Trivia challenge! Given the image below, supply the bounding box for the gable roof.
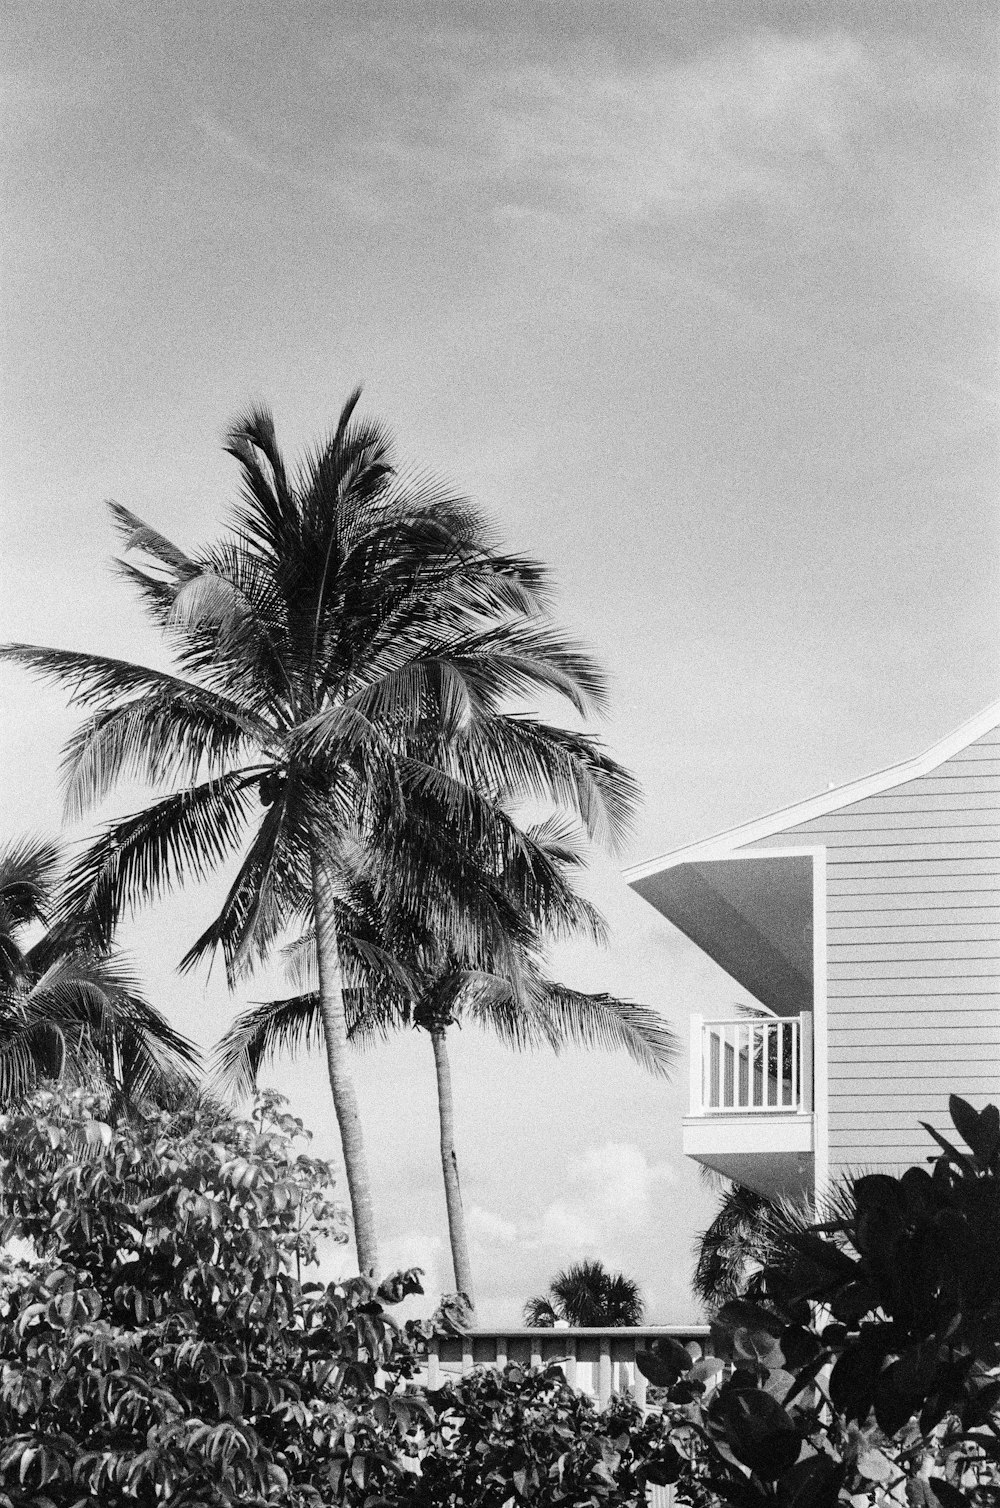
[625,698,1000,881]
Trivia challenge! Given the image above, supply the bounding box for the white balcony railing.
[689,1013,813,1117]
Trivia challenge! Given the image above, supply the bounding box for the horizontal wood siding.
[748,729,1000,1181]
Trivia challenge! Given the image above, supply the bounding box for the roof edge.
[625,697,1000,882]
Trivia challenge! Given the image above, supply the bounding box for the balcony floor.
[683,1112,814,1200]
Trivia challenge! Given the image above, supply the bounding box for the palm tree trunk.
[310,847,380,1277]
[429,1025,476,1307]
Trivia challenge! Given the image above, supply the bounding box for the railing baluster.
[598,1337,612,1409]
[768,1022,776,1107]
[751,1022,756,1108]
[632,1353,646,1410]
[737,1022,747,1108]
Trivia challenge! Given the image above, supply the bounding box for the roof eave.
[625,696,1000,883]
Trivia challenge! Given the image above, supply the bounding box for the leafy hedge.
[637,1094,1000,1508]
[3,1086,999,1508]
[357,1361,693,1508]
[0,1088,421,1507]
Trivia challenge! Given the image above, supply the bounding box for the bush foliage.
[638,1094,1000,1508]
[0,1087,421,1507]
[359,1361,688,1508]
[3,1086,999,1507]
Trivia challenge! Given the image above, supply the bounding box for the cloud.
[379,1228,448,1295]
[189,23,990,305]
[468,1204,518,1246]
[535,1142,677,1248]
[296,24,975,240]
[192,113,389,221]
[469,1140,678,1261]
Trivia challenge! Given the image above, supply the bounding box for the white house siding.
[734,728,1000,1182]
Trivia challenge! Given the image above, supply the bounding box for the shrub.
[0,1086,421,1507]
[360,1360,698,1508]
[638,1095,1000,1508]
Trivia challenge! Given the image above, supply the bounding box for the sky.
[1,1,998,1324]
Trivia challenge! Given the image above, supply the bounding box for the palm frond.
[454,717,640,854]
[289,700,396,769]
[457,968,560,1051]
[177,781,311,982]
[26,951,199,1084]
[56,773,258,949]
[107,501,197,575]
[0,644,218,714]
[411,618,609,720]
[0,1003,66,1102]
[213,993,325,1097]
[279,931,317,991]
[532,985,678,1078]
[60,690,268,822]
[166,543,293,709]
[0,836,61,931]
[693,1183,779,1308]
[522,1295,559,1328]
[0,935,197,1109]
[224,403,310,573]
[532,1259,645,1327]
[349,552,556,690]
[523,813,589,866]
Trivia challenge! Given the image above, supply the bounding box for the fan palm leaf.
[524,1259,645,1328]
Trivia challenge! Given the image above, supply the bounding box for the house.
[625,702,1000,1204]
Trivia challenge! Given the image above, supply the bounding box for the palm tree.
[215,810,678,1307]
[524,1259,645,1327]
[0,836,197,1106]
[693,1172,818,1312]
[693,1180,779,1310]
[1,393,637,1274]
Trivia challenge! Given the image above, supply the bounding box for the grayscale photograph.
[1,3,997,1502]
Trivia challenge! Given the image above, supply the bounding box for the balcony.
[684,1014,815,1199]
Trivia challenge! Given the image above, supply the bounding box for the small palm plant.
[0,836,197,1106]
[693,1179,779,1310]
[524,1259,645,1327]
[1,393,637,1273]
[216,806,676,1307]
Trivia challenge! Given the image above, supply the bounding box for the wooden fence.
[424,1324,712,1410]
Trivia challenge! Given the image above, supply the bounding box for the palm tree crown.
[1,392,639,1273]
[215,806,677,1304]
[0,836,197,1107]
[524,1259,645,1328]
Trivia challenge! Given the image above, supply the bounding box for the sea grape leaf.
[776,1453,845,1508]
[716,1388,802,1480]
[635,1337,692,1387]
